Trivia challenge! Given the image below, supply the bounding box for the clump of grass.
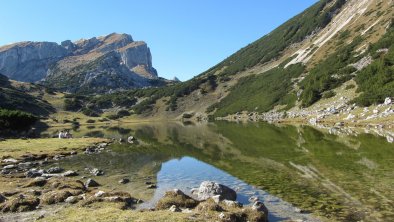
[156,190,199,210]
[1,195,39,212]
[322,90,336,99]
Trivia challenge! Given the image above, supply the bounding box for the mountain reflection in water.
[46,122,394,222]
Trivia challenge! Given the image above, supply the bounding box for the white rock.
[384,97,392,105]
[168,205,181,212]
[345,114,355,120]
[309,118,317,125]
[387,136,394,143]
[2,158,18,163]
[94,190,106,197]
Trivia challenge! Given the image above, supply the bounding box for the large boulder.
[191,181,237,201]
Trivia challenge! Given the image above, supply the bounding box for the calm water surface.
[44,122,394,222]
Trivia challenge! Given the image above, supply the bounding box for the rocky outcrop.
[0,33,163,93]
[191,181,237,201]
[0,42,68,82]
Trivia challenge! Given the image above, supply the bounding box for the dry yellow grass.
[0,138,108,159]
[41,203,194,222]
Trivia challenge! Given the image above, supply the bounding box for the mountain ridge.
[0,33,164,93]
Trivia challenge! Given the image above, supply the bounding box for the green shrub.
[86,119,96,124]
[210,64,305,117]
[113,96,137,107]
[64,98,82,111]
[300,37,363,107]
[345,84,356,90]
[82,108,99,117]
[117,110,130,117]
[0,109,38,131]
[107,114,120,120]
[322,90,336,99]
[353,23,394,106]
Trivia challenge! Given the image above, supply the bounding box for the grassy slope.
[42,203,191,222]
[0,74,55,116]
[211,64,304,116]
[353,22,394,106]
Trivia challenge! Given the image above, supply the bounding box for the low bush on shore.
[0,109,38,132]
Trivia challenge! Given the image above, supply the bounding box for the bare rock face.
[0,33,162,93]
[0,42,68,82]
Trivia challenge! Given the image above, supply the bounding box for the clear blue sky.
[0,0,318,81]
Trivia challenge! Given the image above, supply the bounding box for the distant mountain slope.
[173,0,393,119]
[0,33,166,93]
[53,0,394,125]
[0,74,54,116]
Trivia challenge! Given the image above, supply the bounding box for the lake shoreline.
[0,121,392,221]
[0,138,273,222]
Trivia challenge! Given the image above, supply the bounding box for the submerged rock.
[191,181,237,201]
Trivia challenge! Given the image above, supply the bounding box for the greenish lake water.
[45,122,394,222]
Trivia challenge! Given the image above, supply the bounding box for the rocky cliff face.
[0,42,68,82]
[0,33,162,93]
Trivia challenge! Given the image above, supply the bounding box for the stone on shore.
[191,181,237,201]
[46,167,64,174]
[85,178,100,188]
[119,178,130,184]
[90,168,104,176]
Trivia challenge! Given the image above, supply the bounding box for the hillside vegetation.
[209,64,304,117]
[0,74,55,116]
[201,0,346,77]
[24,0,394,124]
[354,22,394,106]
[62,0,348,115]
